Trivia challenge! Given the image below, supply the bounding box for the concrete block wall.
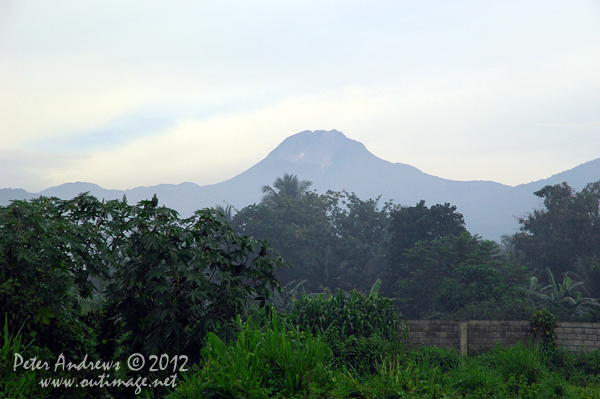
[555,322,600,352]
[406,320,600,354]
[466,321,530,353]
[405,320,460,349]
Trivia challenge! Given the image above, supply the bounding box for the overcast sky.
[1,1,599,192]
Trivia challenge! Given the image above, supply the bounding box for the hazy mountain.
[1,130,599,241]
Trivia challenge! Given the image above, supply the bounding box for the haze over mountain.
[2,130,599,241]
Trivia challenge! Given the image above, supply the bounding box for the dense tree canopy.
[395,232,530,319]
[515,182,600,275]
[388,200,467,278]
[233,177,394,294]
[515,181,600,298]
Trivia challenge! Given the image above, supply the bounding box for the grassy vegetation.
[167,296,600,399]
[170,338,600,398]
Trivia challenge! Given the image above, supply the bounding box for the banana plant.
[528,267,600,316]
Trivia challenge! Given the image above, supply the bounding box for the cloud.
[1,1,599,190]
[43,90,390,189]
[0,149,82,192]
[27,112,175,153]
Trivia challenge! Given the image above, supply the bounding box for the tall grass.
[170,314,332,399]
[0,315,47,398]
[493,341,543,384]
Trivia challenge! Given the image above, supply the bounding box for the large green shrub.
[103,200,287,362]
[0,194,287,397]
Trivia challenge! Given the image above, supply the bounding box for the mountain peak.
[266,129,369,167]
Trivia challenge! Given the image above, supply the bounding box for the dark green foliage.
[493,342,543,385]
[448,294,534,321]
[544,346,600,386]
[233,182,395,294]
[283,290,406,371]
[0,193,286,397]
[285,290,404,343]
[513,181,600,322]
[0,315,49,398]
[0,194,110,398]
[388,200,467,275]
[436,264,506,312]
[528,268,600,321]
[531,309,557,350]
[233,190,334,292]
[0,194,108,334]
[325,191,393,267]
[410,345,462,372]
[104,202,286,362]
[169,315,332,399]
[515,181,600,291]
[396,232,530,319]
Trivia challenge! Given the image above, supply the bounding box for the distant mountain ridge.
[2,130,599,241]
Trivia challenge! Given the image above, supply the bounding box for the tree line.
[226,173,600,321]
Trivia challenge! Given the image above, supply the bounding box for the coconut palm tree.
[261,173,312,202]
[214,202,236,224]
